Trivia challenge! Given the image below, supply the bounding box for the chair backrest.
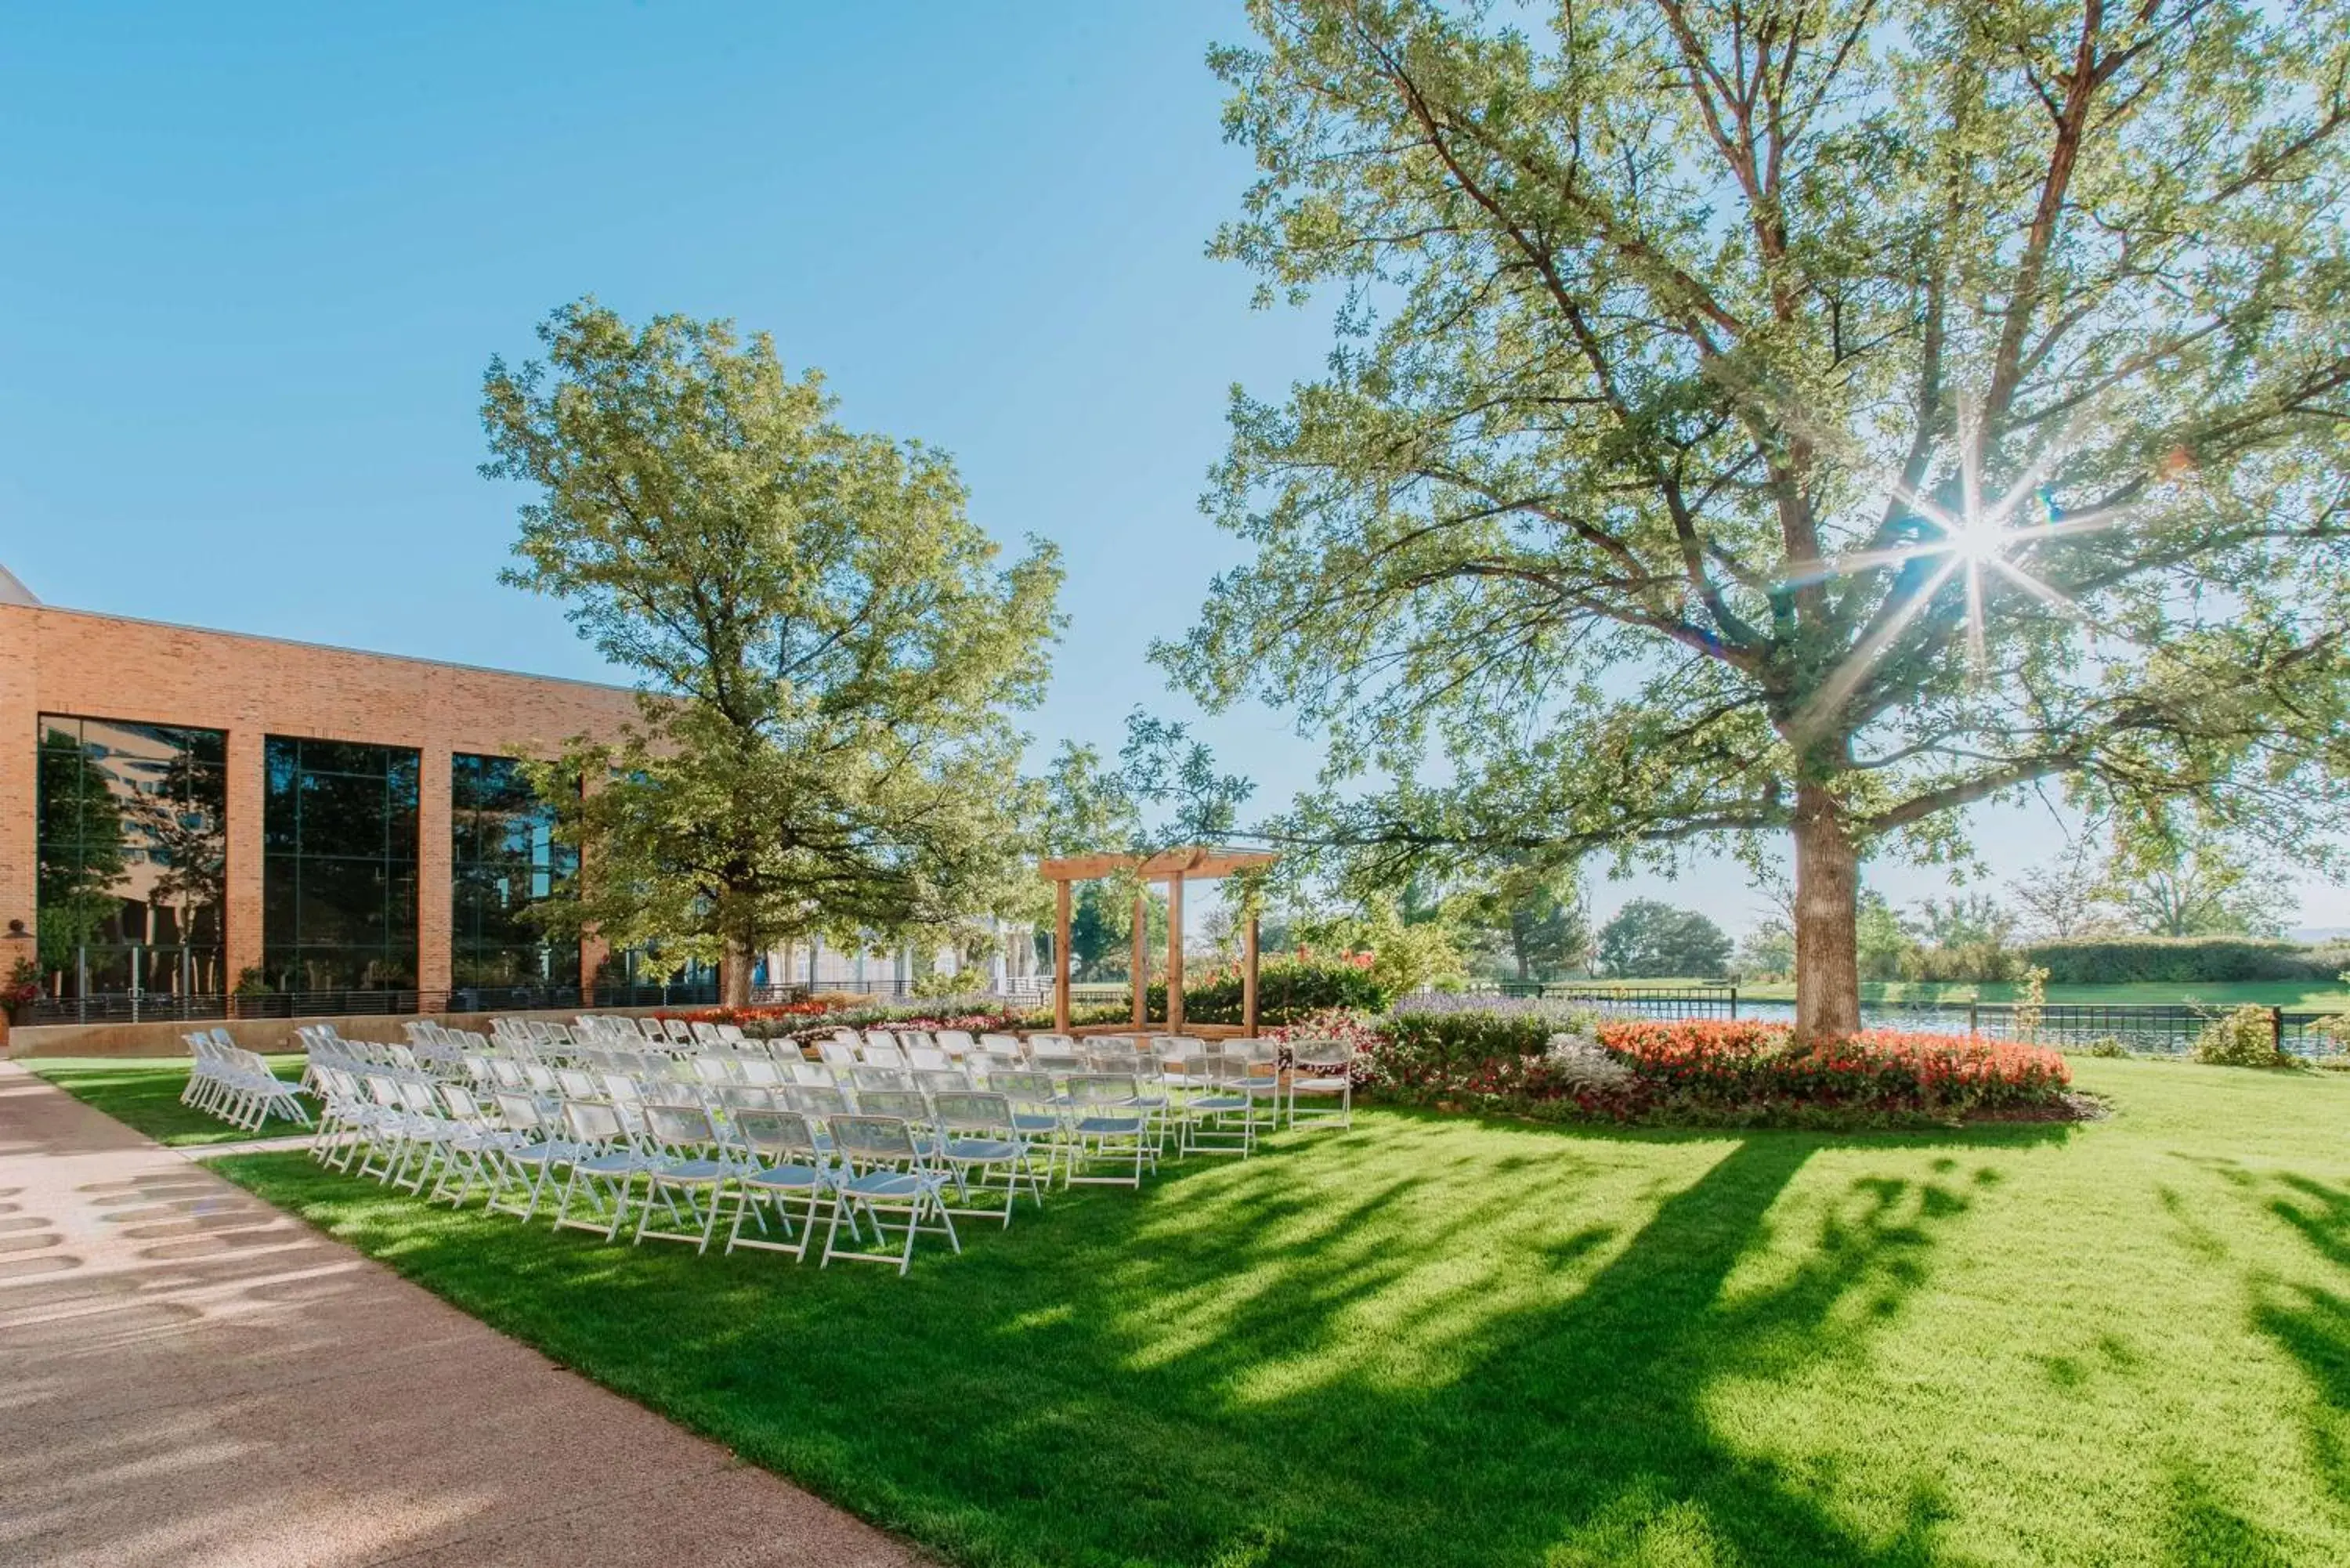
[644,1103,716,1151]
[975,1033,1024,1059]
[828,1115,919,1165]
[991,1070,1057,1105]
[1030,1051,1084,1074]
[857,1088,931,1123]
[788,1061,836,1086]
[691,1021,722,1046]
[664,1018,697,1045]
[915,1068,975,1098]
[692,1056,736,1086]
[817,1040,860,1068]
[862,1030,898,1053]
[850,1065,915,1092]
[1067,1073,1139,1107]
[637,1017,669,1042]
[494,1090,546,1133]
[714,1084,775,1111]
[565,1099,628,1145]
[1289,1037,1355,1068]
[906,1046,950,1071]
[735,1109,822,1162]
[555,1068,600,1100]
[931,1091,1012,1133]
[782,1083,851,1116]
[718,1024,747,1043]
[862,1041,909,1068]
[737,1058,781,1086]
[440,1083,488,1122]
[934,1029,977,1057]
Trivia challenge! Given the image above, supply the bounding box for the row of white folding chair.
[180,1033,312,1131]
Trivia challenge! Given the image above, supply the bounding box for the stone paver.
[0,1063,926,1568]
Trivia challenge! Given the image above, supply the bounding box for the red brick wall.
[0,602,642,993]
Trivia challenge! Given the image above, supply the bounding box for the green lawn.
[1579,977,2350,1010]
[23,1053,311,1146]
[171,1059,2350,1566]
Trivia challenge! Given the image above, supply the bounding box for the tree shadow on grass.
[2251,1174,2350,1517]
[220,1115,2069,1568]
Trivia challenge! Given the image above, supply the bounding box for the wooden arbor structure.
[1041,846,1280,1035]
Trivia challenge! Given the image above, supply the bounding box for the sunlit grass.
[22,1053,309,1145]
[168,1060,2350,1566]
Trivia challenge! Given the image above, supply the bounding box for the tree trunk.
[719,937,754,1007]
[1792,782,1863,1037]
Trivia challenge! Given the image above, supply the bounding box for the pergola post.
[1243,911,1260,1037]
[1166,873,1185,1034]
[1036,847,1278,1038]
[1054,880,1072,1032]
[1130,886,1148,1028]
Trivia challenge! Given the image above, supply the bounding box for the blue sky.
[2,2,2337,936]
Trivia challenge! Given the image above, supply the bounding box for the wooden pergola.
[1042,846,1280,1035]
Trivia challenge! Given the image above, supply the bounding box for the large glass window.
[34,716,228,999]
[451,753,578,992]
[262,736,420,992]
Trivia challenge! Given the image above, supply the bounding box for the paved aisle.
[0,1063,923,1568]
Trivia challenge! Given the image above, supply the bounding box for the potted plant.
[3,957,40,1028]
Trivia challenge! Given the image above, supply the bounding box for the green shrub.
[1145,956,1389,1025]
[1363,1006,2074,1125]
[2081,1036,2130,1059]
[2023,937,2334,985]
[2192,1005,2289,1068]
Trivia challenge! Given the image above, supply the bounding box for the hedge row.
[2021,937,2349,985]
[1144,956,1390,1025]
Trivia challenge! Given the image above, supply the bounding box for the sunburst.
[1788,454,2130,737]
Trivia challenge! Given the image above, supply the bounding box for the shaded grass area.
[204,1059,2350,1566]
[22,1053,310,1146]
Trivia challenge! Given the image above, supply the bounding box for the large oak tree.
[1161,0,2350,1031]
[483,302,1062,1005]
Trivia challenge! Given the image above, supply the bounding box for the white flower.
[1544,1031,1631,1091]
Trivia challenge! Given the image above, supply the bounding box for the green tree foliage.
[1162,0,2350,1035]
[2102,829,2294,938]
[1596,899,1734,977]
[1900,892,2019,982]
[1854,891,1917,981]
[1448,858,1592,981]
[482,302,1064,1003]
[1296,894,1470,993]
[1734,919,1796,981]
[1066,881,1170,981]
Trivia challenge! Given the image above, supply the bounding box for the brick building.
[0,568,650,1022]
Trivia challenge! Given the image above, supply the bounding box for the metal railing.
[1512,986,2344,1056]
[9,974,1056,1027]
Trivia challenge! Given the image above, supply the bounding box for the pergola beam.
[1037,847,1279,883]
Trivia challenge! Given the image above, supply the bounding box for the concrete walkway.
[0,1063,924,1568]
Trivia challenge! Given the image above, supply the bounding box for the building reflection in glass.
[262,736,421,992]
[451,753,578,992]
[34,715,228,998]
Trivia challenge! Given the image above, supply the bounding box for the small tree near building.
[483,302,1063,1005]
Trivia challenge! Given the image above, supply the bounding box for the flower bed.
[1368,1010,2074,1126]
